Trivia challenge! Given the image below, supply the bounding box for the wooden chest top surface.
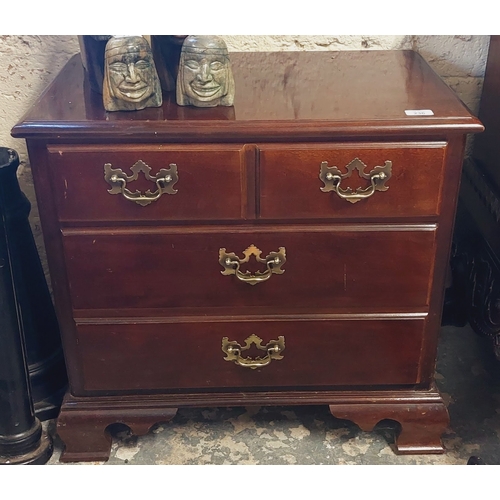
[12,50,482,141]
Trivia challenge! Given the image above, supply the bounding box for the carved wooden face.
[176,36,234,107]
[181,52,230,104]
[106,45,156,104]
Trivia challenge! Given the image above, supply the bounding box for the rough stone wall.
[0,35,491,278]
[413,36,489,121]
[0,36,81,160]
[0,36,81,272]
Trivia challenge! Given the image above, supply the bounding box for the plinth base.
[328,385,450,454]
[56,385,449,462]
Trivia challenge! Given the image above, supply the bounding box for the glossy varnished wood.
[11,52,482,141]
[12,50,482,460]
[74,317,427,393]
[258,142,447,219]
[57,396,177,462]
[57,385,447,461]
[47,144,250,222]
[329,384,449,454]
[61,225,436,311]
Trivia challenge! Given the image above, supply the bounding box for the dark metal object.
[219,244,286,285]
[446,180,500,359]
[222,334,285,369]
[0,148,66,420]
[319,158,392,204]
[445,36,500,353]
[0,148,53,464]
[104,160,179,206]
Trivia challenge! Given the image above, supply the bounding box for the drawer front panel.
[258,143,446,219]
[63,225,436,312]
[47,144,248,222]
[76,318,426,393]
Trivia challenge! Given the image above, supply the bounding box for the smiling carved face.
[103,36,162,112]
[182,54,228,103]
[107,47,155,103]
[176,35,234,107]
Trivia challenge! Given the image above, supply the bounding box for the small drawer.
[47,144,249,222]
[75,317,426,393]
[62,224,436,313]
[258,142,447,219]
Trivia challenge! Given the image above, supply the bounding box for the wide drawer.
[75,317,426,393]
[47,144,249,222]
[258,142,447,219]
[62,224,436,313]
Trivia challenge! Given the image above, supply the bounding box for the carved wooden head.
[103,36,162,112]
[176,35,235,108]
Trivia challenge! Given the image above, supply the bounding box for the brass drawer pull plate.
[319,157,392,204]
[222,334,285,369]
[219,244,286,286]
[104,160,179,206]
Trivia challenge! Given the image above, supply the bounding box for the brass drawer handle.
[219,244,286,286]
[319,157,392,204]
[104,160,178,206]
[222,334,285,369]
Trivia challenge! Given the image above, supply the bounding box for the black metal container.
[0,147,53,464]
[0,147,67,420]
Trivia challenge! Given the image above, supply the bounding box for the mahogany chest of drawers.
[12,50,483,461]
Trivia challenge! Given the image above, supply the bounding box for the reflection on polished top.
[12,50,482,139]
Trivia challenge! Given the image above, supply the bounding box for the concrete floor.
[46,323,500,465]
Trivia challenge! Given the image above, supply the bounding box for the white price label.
[405,109,434,116]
